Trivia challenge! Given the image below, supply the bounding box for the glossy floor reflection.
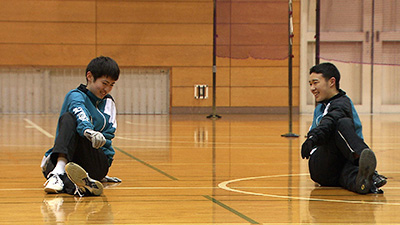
[0,114,399,224]
[41,195,113,224]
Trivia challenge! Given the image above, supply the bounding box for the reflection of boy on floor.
[41,56,121,196]
[301,63,387,194]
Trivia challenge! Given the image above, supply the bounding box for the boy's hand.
[84,129,106,149]
[301,136,315,159]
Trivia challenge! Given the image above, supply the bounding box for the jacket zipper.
[96,100,107,132]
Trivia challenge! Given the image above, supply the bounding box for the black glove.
[301,136,316,159]
[101,176,122,183]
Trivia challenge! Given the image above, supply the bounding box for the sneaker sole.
[356,149,376,194]
[44,187,62,194]
[65,162,103,196]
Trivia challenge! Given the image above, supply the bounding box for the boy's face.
[86,72,116,99]
[309,72,337,103]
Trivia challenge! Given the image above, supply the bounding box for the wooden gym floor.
[0,113,399,224]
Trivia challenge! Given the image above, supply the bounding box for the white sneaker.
[65,162,103,196]
[44,173,64,193]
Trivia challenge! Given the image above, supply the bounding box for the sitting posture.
[301,62,387,194]
[41,56,121,196]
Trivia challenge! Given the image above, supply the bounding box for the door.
[301,0,372,113]
[301,0,400,113]
[372,0,400,113]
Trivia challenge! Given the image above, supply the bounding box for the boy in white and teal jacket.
[41,56,121,196]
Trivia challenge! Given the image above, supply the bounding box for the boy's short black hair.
[309,62,340,90]
[86,56,120,82]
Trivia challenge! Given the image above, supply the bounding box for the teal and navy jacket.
[308,89,363,146]
[45,84,117,166]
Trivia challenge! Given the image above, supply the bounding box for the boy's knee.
[59,112,76,126]
[60,112,75,120]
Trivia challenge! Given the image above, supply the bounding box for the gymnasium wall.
[0,0,300,114]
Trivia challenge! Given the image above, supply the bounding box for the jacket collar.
[77,84,102,105]
[77,84,114,104]
[321,89,346,105]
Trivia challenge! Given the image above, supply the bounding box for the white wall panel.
[0,68,170,114]
[112,68,170,114]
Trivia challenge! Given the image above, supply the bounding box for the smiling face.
[309,72,338,103]
[86,72,116,99]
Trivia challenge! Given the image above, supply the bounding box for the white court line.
[0,187,217,191]
[24,118,54,138]
[2,186,400,192]
[0,187,217,192]
[0,144,50,147]
[115,136,288,146]
[218,173,400,206]
[125,120,289,129]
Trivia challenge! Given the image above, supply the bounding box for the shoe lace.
[74,184,86,197]
[43,179,50,187]
[44,173,62,187]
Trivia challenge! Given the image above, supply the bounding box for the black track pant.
[308,117,369,193]
[43,112,109,194]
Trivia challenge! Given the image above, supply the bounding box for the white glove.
[84,129,106,149]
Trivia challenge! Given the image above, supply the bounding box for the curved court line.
[218,174,400,206]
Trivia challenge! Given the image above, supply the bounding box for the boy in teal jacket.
[41,56,121,196]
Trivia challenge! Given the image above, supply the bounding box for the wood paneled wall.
[0,0,300,114]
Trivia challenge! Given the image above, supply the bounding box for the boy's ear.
[86,71,93,82]
[329,77,336,88]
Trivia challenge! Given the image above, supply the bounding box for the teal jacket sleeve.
[349,98,364,140]
[66,91,94,137]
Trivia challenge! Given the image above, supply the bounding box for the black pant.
[44,112,109,193]
[308,118,369,193]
